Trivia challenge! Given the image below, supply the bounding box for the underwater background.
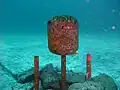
[0,0,120,89]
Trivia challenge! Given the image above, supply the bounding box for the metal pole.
[86,54,91,80]
[61,55,67,90]
[34,56,39,90]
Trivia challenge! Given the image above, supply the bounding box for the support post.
[34,56,39,90]
[86,54,91,80]
[61,55,67,90]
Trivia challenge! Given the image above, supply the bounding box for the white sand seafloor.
[0,33,120,90]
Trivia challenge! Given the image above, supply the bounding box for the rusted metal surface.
[48,15,79,55]
[34,56,39,90]
[86,54,91,80]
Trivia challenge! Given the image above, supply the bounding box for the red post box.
[47,15,79,90]
[47,15,79,55]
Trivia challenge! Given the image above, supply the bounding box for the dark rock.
[40,63,54,75]
[68,81,104,90]
[40,64,60,89]
[15,64,55,84]
[15,67,34,83]
[54,66,61,72]
[90,73,118,90]
[82,81,104,90]
[68,83,83,90]
[68,73,118,90]
[13,63,118,90]
[66,72,86,84]
[57,71,86,87]
[15,67,40,84]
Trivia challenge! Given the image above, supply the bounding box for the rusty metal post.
[61,55,67,90]
[86,54,91,80]
[34,56,39,90]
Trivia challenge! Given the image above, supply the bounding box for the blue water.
[0,0,120,89]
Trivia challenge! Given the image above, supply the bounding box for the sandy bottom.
[0,33,120,89]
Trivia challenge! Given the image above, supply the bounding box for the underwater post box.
[47,15,79,90]
[47,15,79,55]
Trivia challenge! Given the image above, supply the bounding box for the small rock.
[40,64,60,89]
[68,81,104,90]
[68,83,84,90]
[40,64,54,74]
[82,81,104,90]
[90,73,118,90]
[66,72,86,84]
[15,67,36,83]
